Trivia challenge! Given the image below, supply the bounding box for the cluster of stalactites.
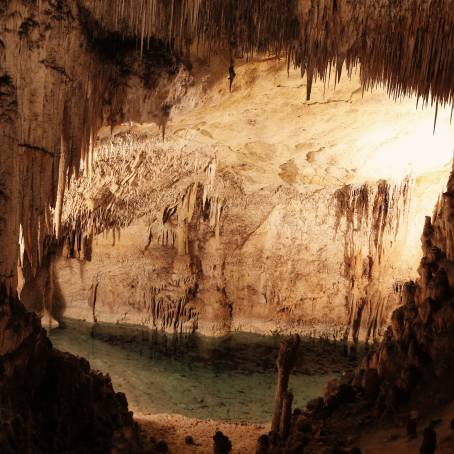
[139,274,199,333]
[82,0,454,110]
[1,0,133,286]
[82,0,297,58]
[334,177,412,265]
[60,133,221,263]
[0,1,83,288]
[334,177,412,346]
[148,288,199,333]
[158,160,223,254]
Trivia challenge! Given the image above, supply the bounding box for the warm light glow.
[354,105,454,288]
[358,106,454,181]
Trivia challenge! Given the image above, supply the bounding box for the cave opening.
[1,1,454,454]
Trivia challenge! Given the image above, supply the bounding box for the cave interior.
[0,1,454,453]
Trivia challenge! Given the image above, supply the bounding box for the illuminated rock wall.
[53,65,452,339]
[353,164,454,408]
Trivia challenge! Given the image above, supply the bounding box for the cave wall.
[2,0,452,345]
[0,1,188,451]
[53,118,448,340]
[0,0,190,296]
[1,0,453,450]
[49,57,453,341]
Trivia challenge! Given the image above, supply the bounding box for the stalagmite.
[88,275,100,324]
[271,335,300,435]
[279,391,293,441]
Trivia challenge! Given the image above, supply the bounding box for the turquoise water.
[49,320,345,423]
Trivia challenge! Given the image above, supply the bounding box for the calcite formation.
[52,64,451,342]
[1,0,454,452]
[1,0,190,294]
[334,178,412,347]
[54,132,227,335]
[83,0,454,110]
[357,167,454,398]
[53,135,409,338]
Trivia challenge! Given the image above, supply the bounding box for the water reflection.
[49,319,349,423]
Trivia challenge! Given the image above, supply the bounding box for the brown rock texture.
[0,0,189,289]
[260,166,454,453]
[0,290,142,454]
[53,62,452,340]
[356,167,454,401]
[0,0,187,452]
[1,0,454,452]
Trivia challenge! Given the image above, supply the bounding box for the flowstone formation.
[334,178,412,349]
[58,133,220,334]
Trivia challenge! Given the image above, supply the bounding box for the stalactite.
[82,0,454,112]
[147,283,199,333]
[334,177,412,344]
[61,131,223,266]
[1,0,175,293]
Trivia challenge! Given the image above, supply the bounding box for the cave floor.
[355,401,454,454]
[136,412,267,453]
[135,402,454,453]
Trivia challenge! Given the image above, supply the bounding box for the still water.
[49,320,343,423]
